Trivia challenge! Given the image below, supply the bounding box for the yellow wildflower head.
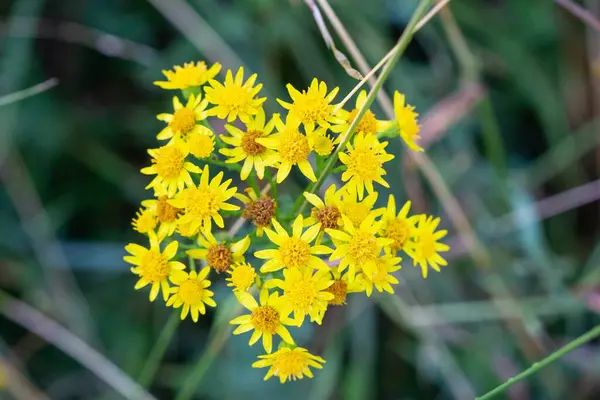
[124,231,186,302]
[252,346,325,383]
[154,61,221,90]
[277,78,339,131]
[393,91,423,151]
[357,253,401,297]
[205,67,266,123]
[331,90,390,136]
[187,126,215,159]
[381,196,418,254]
[237,188,277,236]
[326,268,363,306]
[256,117,316,183]
[230,289,295,353]
[141,141,201,197]
[226,262,257,292]
[303,184,343,235]
[187,230,250,273]
[337,187,383,228]
[405,215,449,278]
[156,94,209,142]
[167,267,216,322]
[170,165,239,234]
[326,213,393,279]
[132,207,157,234]
[308,129,337,157]
[142,196,181,238]
[254,215,332,273]
[267,267,334,325]
[220,109,279,180]
[339,133,394,200]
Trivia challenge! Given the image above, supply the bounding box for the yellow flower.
[303,184,343,242]
[141,141,201,197]
[326,213,392,279]
[277,78,339,131]
[267,268,333,325]
[237,188,276,236]
[187,230,250,273]
[131,207,157,234]
[405,215,449,278]
[170,165,239,234]
[154,61,221,90]
[326,268,363,306]
[167,268,216,322]
[339,133,394,200]
[230,289,295,353]
[356,254,401,296]
[156,94,209,142]
[252,346,325,383]
[177,221,200,238]
[308,129,337,157]
[339,134,394,200]
[142,196,181,238]
[337,187,382,228]
[331,90,390,136]
[226,262,257,292]
[205,67,266,123]
[393,91,423,151]
[125,232,186,302]
[187,126,215,159]
[255,215,332,273]
[256,117,316,183]
[220,108,279,180]
[380,196,418,254]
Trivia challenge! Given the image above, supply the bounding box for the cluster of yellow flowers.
[124,61,449,383]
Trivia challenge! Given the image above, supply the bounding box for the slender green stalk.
[202,157,240,171]
[174,295,246,400]
[0,78,59,108]
[137,311,180,388]
[297,0,432,214]
[476,324,600,400]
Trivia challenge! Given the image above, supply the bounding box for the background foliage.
[1,0,600,399]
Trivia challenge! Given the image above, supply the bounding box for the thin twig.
[0,78,58,108]
[0,352,50,400]
[555,0,600,32]
[0,18,157,66]
[298,0,434,214]
[0,152,98,343]
[0,291,156,400]
[476,324,600,400]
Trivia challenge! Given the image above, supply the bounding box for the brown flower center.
[206,244,233,273]
[243,196,276,227]
[241,130,266,156]
[315,206,341,230]
[326,279,348,306]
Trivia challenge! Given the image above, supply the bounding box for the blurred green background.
[1,0,600,399]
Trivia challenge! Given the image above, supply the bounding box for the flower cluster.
[125,61,449,383]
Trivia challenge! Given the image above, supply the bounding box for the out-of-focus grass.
[0,0,599,399]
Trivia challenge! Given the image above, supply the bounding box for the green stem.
[202,157,240,171]
[137,311,180,388]
[174,295,246,400]
[476,324,600,400]
[331,165,346,174]
[248,172,260,195]
[297,0,433,215]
